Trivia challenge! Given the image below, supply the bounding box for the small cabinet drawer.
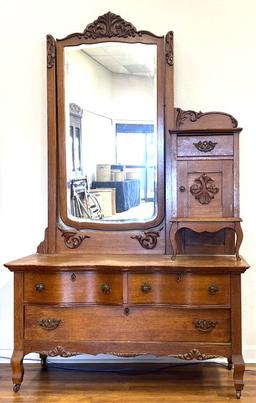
[128,273,230,305]
[177,135,233,157]
[24,272,123,304]
[24,305,230,343]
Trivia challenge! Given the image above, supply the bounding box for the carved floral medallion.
[190,173,219,205]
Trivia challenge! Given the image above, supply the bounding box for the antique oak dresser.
[4,12,249,399]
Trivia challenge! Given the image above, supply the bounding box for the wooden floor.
[0,362,255,402]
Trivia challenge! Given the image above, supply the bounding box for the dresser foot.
[233,355,245,399]
[40,354,48,369]
[11,350,24,390]
[13,384,21,393]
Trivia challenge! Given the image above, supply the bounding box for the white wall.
[112,74,155,121]
[0,0,256,362]
[66,49,114,182]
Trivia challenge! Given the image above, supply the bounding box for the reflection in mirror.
[65,42,157,223]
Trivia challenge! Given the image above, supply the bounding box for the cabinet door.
[177,160,233,217]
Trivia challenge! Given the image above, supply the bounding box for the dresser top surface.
[4,254,249,272]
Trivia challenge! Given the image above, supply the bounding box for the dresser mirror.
[65,43,157,223]
[56,16,165,230]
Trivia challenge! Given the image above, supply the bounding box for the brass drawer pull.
[141,282,152,294]
[193,319,217,333]
[101,283,112,294]
[38,318,61,331]
[179,185,186,192]
[35,283,45,293]
[208,283,219,295]
[193,140,217,152]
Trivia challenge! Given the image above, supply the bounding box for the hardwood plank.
[0,363,255,402]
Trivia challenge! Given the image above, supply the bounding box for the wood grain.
[128,273,230,305]
[24,272,123,304]
[24,305,231,343]
[46,35,57,254]
[177,134,234,157]
[4,254,249,271]
[0,363,255,401]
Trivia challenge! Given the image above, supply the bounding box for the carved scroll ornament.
[37,346,81,358]
[108,352,147,357]
[60,229,90,249]
[165,31,174,66]
[175,108,238,128]
[62,12,160,41]
[176,109,204,128]
[47,35,56,68]
[176,349,217,360]
[190,173,219,205]
[37,347,147,358]
[131,227,163,249]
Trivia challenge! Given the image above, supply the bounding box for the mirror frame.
[55,12,165,230]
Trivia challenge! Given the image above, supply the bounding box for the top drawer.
[128,273,230,305]
[177,135,233,157]
[24,272,123,304]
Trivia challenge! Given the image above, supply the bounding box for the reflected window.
[115,123,155,202]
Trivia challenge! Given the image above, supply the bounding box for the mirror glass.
[64,42,158,223]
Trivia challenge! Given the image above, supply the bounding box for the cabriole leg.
[11,350,24,392]
[232,354,245,399]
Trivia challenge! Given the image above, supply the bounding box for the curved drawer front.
[177,135,233,157]
[128,273,230,305]
[25,305,230,343]
[24,272,123,304]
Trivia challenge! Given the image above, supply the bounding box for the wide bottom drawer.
[25,306,230,343]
